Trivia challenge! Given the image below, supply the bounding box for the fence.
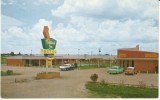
[105,82,158,88]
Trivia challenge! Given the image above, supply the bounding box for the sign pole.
[46,57,48,72]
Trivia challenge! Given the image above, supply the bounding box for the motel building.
[5,54,116,67]
[117,45,159,73]
[4,45,159,73]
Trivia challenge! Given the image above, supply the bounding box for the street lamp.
[91,51,92,64]
[99,48,101,55]
[110,54,112,67]
[31,50,32,55]
[30,50,32,67]
[98,48,101,67]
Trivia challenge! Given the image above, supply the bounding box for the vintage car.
[125,67,137,75]
[108,66,124,74]
[59,64,74,71]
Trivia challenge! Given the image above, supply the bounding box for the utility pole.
[91,51,92,65]
[99,48,101,56]
[98,48,101,67]
[78,49,80,69]
[30,50,32,67]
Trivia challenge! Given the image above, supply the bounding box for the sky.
[1,0,159,55]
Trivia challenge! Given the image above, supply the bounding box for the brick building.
[5,54,116,67]
[4,45,159,73]
[117,45,158,73]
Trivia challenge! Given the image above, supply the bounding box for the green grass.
[1,71,21,76]
[78,64,110,70]
[79,64,100,69]
[85,82,158,98]
[1,57,5,64]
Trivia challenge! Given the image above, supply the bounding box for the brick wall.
[6,59,24,66]
[135,60,158,73]
[118,49,158,58]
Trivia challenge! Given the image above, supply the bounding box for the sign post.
[36,26,60,79]
[41,26,57,71]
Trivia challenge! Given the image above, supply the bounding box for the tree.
[18,52,21,55]
[10,52,15,56]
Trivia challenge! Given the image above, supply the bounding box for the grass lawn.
[1,70,21,76]
[1,56,5,64]
[78,64,110,70]
[85,82,158,98]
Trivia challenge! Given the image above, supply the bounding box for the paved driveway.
[1,66,158,98]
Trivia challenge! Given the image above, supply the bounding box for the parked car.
[125,67,137,75]
[59,64,74,71]
[108,66,124,74]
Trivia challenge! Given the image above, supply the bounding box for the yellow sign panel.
[47,59,52,66]
[119,53,126,58]
[145,53,157,58]
[47,57,54,60]
[41,49,56,54]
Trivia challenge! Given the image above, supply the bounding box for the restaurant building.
[117,45,158,73]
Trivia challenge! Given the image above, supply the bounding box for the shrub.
[74,63,78,68]
[1,70,21,76]
[100,79,106,85]
[6,70,13,75]
[90,73,98,82]
[139,81,146,88]
[1,71,6,76]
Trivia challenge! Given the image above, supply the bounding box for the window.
[25,60,29,64]
[131,60,134,67]
[127,60,129,67]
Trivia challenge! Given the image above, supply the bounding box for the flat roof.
[117,58,158,60]
[5,54,117,60]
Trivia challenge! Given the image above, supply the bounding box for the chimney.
[136,44,139,51]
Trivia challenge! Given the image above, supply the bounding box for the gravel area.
[1,65,158,98]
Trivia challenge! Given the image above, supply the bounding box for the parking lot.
[1,65,158,98]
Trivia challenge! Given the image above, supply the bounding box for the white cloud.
[50,0,158,54]
[52,15,158,54]
[70,16,158,43]
[1,0,17,5]
[1,18,53,54]
[33,0,60,5]
[53,23,87,54]
[39,0,59,4]
[1,0,158,54]
[27,19,53,53]
[29,19,52,40]
[51,0,104,17]
[52,0,158,21]
[1,0,7,5]
[1,15,24,30]
[1,26,30,54]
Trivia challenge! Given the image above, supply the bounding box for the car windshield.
[112,66,119,69]
[127,67,134,70]
[63,64,69,66]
